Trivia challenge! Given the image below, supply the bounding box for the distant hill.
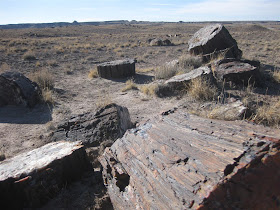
[0,20,152,29]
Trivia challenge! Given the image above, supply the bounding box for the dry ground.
[0,22,280,208]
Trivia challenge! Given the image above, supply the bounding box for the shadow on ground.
[0,104,52,124]
[105,73,154,84]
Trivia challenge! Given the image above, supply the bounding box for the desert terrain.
[0,21,280,209]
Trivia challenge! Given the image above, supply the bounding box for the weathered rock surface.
[97,59,136,79]
[0,71,41,107]
[0,141,90,209]
[212,58,261,85]
[208,100,247,121]
[52,103,133,147]
[100,109,280,210]
[156,66,213,97]
[188,24,242,62]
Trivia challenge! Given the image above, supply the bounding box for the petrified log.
[0,141,90,209]
[52,103,133,167]
[52,103,133,147]
[99,109,280,209]
[188,24,242,62]
[156,66,213,97]
[212,58,261,85]
[0,71,41,107]
[97,59,136,79]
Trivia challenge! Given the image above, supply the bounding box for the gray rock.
[0,71,41,107]
[188,24,242,62]
[157,66,213,96]
[52,103,133,147]
[212,58,261,85]
[0,141,90,209]
[97,59,136,79]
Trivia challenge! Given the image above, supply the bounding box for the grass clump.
[29,69,54,104]
[253,100,280,127]
[88,69,98,79]
[187,77,217,101]
[23,52,36,61]
[178,55,202,70]
[140,83,159,96]
[122,79,138,92]
[273,69,280,83]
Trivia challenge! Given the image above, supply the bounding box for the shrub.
[187,77,217,101]
[23,52,36,61]
[178,55,202,70]
[140,83,159,96]
[155,64,177,80]
[88,69,98,79]
[273,69,280,83]
[122,79,138,92]
[253,100,280,127]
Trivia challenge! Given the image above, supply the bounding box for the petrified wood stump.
[0,71,41,107]
[100,109,280,210]
[0,141,90,209]
[188,24,242,62]
[97,59,136,79]
[212,58,261,85]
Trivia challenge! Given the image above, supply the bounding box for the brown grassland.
[0,21,280,209]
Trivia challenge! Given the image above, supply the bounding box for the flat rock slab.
[97,59,136,79]
[0,141,90,209]
[0,71,40,107]
[100,109,280,210]
[212,58,261,85]
[188,24,242,62]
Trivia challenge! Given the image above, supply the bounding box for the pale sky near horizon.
[0,0,279,25]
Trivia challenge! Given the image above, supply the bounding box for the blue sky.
[0,0,279,25]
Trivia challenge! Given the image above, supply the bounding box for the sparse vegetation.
[88,69,99,79]
[187,77,217,101]
[140,83,159,96]
[273,69,280,83]
[23,51,36,61]
[253,99,280,127]
[122,79,138,92]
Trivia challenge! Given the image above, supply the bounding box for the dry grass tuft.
[29,69,55,104]
[23,51,36,61]
[140,83,159,96]
[273,69,280,83]
[155,64,178,80]
[178,55,202,70]
[96,92,113,109]
[187,77,217,101]
[88,69,98,79]
[253,100,280,127]
[122,79,138,92]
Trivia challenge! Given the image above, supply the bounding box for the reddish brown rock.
[188,24,242,62]
[100,109,280,209]
[212,58,261,85]
[0,141,90,209]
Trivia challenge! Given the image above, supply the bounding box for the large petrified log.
[0,71,41,107]
[100,109,280,209]
[52,103,133,147]
[0,141,91,209]
[97,59,136,79]
[212,58,261,85]
[188,24,242,62]
[52,103,134,167]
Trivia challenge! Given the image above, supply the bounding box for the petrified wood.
[212,58,261,85]
[0,141,90,209]
[188,24,242,62]
[0,71,41,107]
[100,109,280,209]
[97,59,136,79]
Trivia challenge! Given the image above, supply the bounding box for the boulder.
[97,59,136,79]
[208,100,247,120]
[99,109,280,210]
[150,38,172,46]
[157,66,213,96]
[188,24,242,62]
[51,103,134,167]
[0,141,90,209]
[0,71,41,107]
[212,58,261,85]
